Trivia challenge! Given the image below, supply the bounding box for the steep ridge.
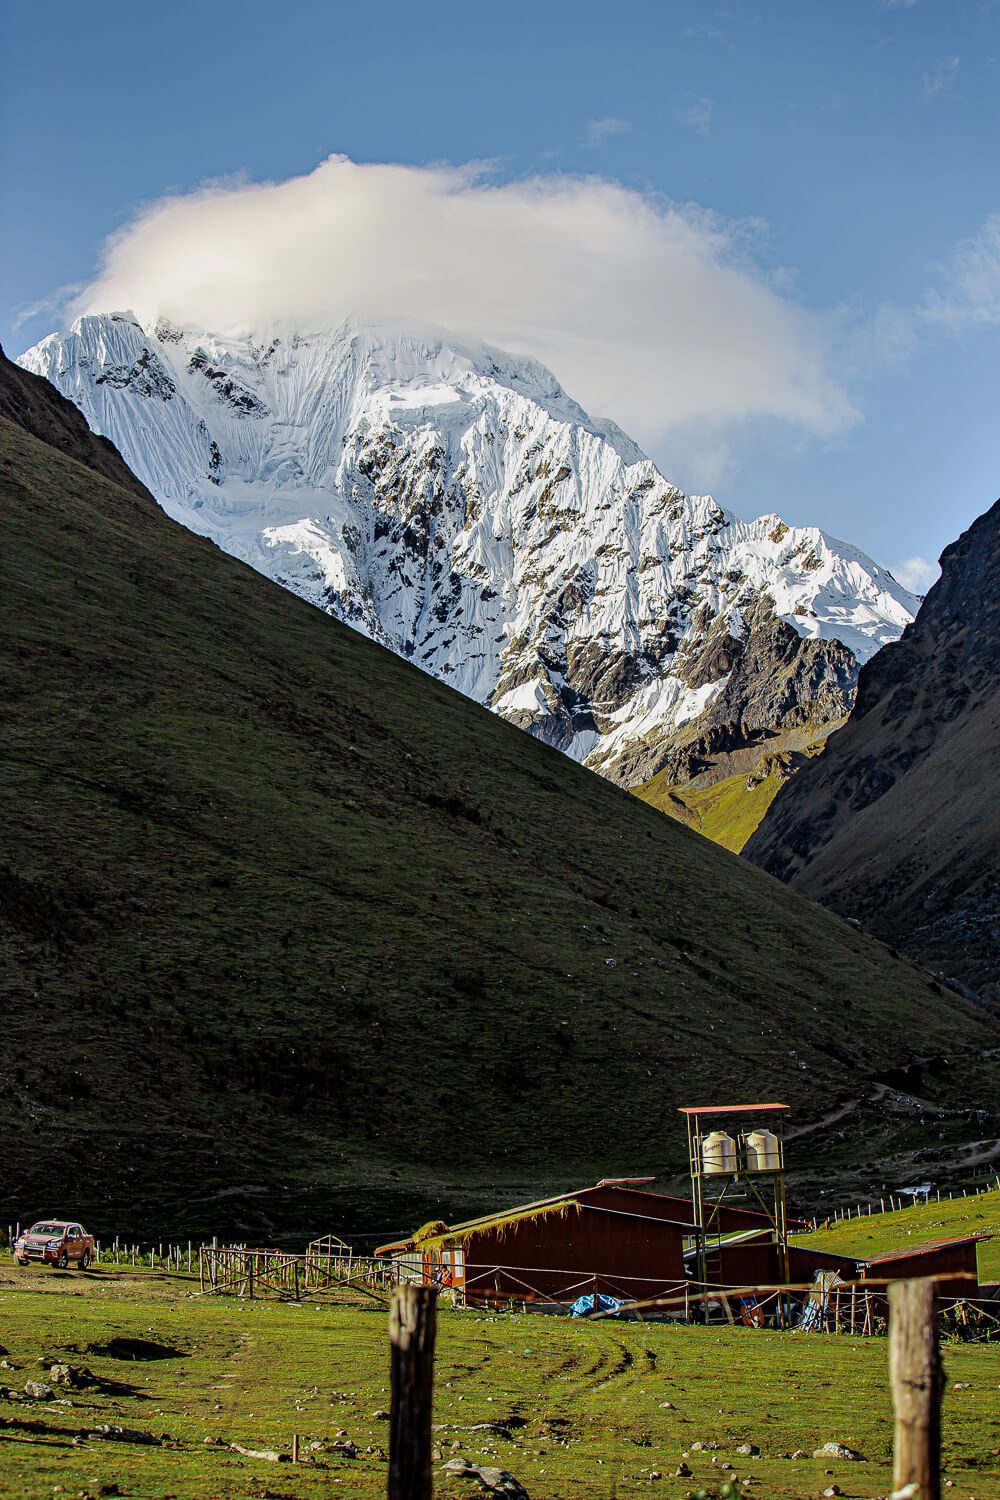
[19,315,915,812]
[0,341,153,500]
[3,350,992,1240]
[746,499,1000,999]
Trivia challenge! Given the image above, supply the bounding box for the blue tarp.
[569,1293,625,1318]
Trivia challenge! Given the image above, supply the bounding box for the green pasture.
[0,1259,997,1499]
[800,1187,1000,1283]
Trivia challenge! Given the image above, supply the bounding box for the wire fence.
[3,1228,198,1272]
[805,1172,1000,1231]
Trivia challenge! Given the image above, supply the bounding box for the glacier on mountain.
[19,313,917,784]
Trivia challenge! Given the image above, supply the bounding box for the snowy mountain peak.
[19,313,917,785]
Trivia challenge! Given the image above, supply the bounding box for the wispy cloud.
[67,155,858,455]
[865,213,1000,366]
[923,213,1000,328]
[13,283,85,330]
[683,21,731,45]
[922,54,960,99]
[678,98,713,137]
[586,116,631,147]
[891,556,939,593]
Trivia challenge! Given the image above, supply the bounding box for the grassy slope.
[634,728,841,855]
[635,767,787,854]
[797,1187,1000,1283]
[1,412,997,1240]
[0,1263,997,1498]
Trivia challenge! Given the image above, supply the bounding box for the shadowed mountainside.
[0,343,153,500]
[1,348,996,1241]
[746,499,999,1000]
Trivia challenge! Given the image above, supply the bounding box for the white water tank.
[701,1130,737,1175]
[745,1128,781,1172]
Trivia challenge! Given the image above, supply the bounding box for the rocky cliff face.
[746,499,1000,998]
[612,596,858,787]
[19,314,916,787]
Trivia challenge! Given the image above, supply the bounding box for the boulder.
[440,1457,531,1497]
[813,1442,865,1461]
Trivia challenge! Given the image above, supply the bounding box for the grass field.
[800,1187,1000,1283]
[0,1259,997,1500]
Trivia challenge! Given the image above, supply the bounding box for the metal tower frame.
[679,1103,790,1301]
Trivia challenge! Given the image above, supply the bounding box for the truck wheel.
[56,1251,68,1270]
[79,1249,91,1270]
[16,1257,28,1267]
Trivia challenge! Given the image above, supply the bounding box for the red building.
[792,1233,986,1294]
[713,1230,988,1303]
[701,1230,850,1289]
[377,1181,990,1324]
[376,1178,785,1306]
[856,1235,987,1304]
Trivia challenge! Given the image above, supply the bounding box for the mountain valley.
[1,343,994,1238]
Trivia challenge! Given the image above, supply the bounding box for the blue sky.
[3,0,998,581]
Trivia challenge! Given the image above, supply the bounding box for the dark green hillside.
[1,358,996,1240]
[0,344,153,500]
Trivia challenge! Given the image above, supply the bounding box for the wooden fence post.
[889,1277,943,1500]
[388,1284,437,1500]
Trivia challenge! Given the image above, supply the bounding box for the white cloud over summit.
[75,155,856,455]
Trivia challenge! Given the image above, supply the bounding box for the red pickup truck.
[14,1221,94,1269]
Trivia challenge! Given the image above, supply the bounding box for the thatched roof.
[415,1198,582,1252]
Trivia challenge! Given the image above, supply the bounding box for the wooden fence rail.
[191,1249,996,1340]
[197,1246,395,1303]
[380,1273,956,1497]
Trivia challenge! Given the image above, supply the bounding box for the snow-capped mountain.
[19,313,917,785]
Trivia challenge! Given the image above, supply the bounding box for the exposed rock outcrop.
[609,596,857,788]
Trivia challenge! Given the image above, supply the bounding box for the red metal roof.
[374,1192,694,1255]
[863,1234,992,1266]
[677,1103,789,1116]
[374,1180,797,1256]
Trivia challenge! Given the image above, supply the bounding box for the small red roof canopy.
[863,1234,992,1266]
[677,1103,789,1116]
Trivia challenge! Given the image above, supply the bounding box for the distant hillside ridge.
[0,350,995,1238]
[746,498,1000,998]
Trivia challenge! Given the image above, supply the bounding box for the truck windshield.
[29,1223,67,1236]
